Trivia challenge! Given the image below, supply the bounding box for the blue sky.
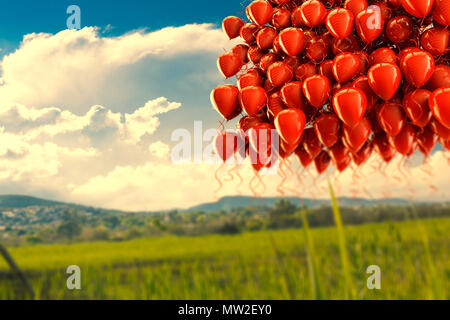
[0,1,245,45]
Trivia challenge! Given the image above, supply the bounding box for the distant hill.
[0,195,69,209]
[186,196,411,212]
[0,194,412,213]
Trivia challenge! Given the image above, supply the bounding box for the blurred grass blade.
[408,202,444,300]
[0,244,35,299]
[269,234,296,300]
[328,180,354,300]
[300,207,324,300]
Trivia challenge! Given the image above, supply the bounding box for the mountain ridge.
[0,194,414,213]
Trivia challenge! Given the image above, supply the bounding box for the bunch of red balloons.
[211,0,449,174]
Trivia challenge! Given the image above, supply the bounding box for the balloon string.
[249,174,259,198]
[231,155,244,195]
[214,163,225,200]
[277,160,287,196]
[256,172,266,195]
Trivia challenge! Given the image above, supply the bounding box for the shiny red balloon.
[429,87,450,129]
[222,16,245,40]
[303,128,323,159]
[275,108,307,145]
[280,81,306,109]
[302,75,332,108]
[356,7,384,43]
[314,113,341,147]
[333,88,367,127]
[400,50,435,88]
[333,52,362,83]
[421,28,449,57]
[389,124,416,155]
[279,27,306,57]
[402,89,433,128]
[217,52,242,78]
[299,0,327,28]
[326,8,354,39]
[268,62,294,87]
[314,151,332,174]
[377,102,406,136]
[211,85,241,120]
[247,0,274,26]
[343,117,372,152]
[240,86,268,116]
[368,63,402,101]
[215,131,238,162]
[401,0,435,18]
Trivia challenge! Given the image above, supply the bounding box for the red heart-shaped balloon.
[247,0,274,26]
[400,50,435,88]
[314,113,341,147]
[344,0,368,19]
[401,0,434,18]
[302,75,332,108]
[306,36,330,63]
[256,27,278,50]
[238,70,264,90]
[239,86,268,116]
[385,15,413,43]
[374,132,397,162]
[417,126,438,156]
[231,44,249,64]
[369,47,397,66]
[336,156,352,172]
[343,117,372,152]
[326,8,354,39]
[352,76,378,110]
[315,151,332,174]
[211,85,241,120]
[295,145,314,167]
[377,102,406,136]
[279,27,306,56]
[332,35,360,55]
[302,127,323,159]
[433,0,450,26]
[268,61,293,87]
[217,52,243,78]
[240,23,259,44]
[333,88,367,127]
[421,28,449,57]
[295,63,317,82]
[300,0,327,27]
[275,108,306,145]
[389,124,416,155]
[222,16,245,40]
[280,81,306,109]
[429,87,450,129]
[329,141,350,166]
[215,131,238,162]
[356,7,384,43]
[402,89,432,128]
[249,122,274,159]
[272,8,291,29]
[259,53,280,73]
[368,63,402,101]
[268,92,287,118]
[426,64,450,91]
[429,117,450,140]
[332,52,362,83]
[352,141,373,166]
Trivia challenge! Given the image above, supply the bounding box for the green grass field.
[1,217,449,300]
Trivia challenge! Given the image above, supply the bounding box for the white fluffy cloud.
[0,24,233,113]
